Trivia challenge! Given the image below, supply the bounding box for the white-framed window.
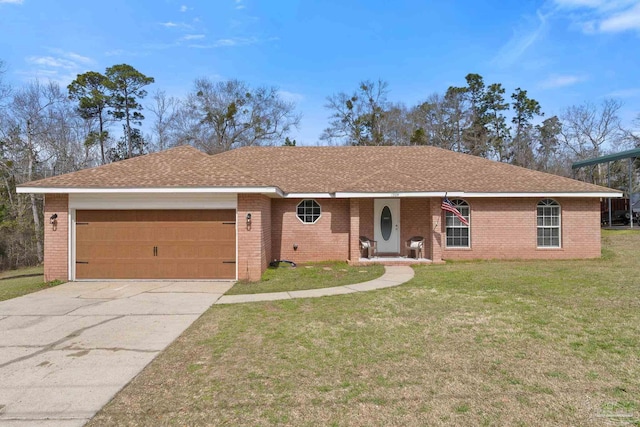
[537,199,561,248]
[296,199,321,224]
[445,199,470,248]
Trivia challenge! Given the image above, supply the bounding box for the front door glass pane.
[381,206,392,241]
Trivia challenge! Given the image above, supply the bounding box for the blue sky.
[1,0,639,145]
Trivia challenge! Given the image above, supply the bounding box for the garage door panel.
[77,244,155,261]
[154,222,235,242]
[76,260,159,279]
[76,210,236,279]
[157,241,236,258]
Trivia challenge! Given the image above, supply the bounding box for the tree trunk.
[124,87,132,158]
[99,114,106,165]
[27,151,44,263]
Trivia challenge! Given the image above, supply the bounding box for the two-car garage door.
[75,210,236,279]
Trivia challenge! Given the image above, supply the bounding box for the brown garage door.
[75,210,236,279]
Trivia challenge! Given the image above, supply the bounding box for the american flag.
[441,197,469,226]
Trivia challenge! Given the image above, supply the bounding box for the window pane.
[537,200,560,247]
[297,200,321,223]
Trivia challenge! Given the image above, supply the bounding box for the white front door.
[374,199,400,254]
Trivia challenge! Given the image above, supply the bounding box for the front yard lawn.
[225,261,385,295]
[89,230,640,426]
[0,266,61,301]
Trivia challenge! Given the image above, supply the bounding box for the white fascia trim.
[460,192,623,198]
[16,186,285,196]
[283,193,335,199]
[335,192,463,198]
[334,191,622,198]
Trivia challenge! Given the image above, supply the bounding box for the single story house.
[17,145,621,282]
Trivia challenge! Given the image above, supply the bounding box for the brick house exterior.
[20,146,620,282]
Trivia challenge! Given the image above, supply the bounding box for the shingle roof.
[21,146,265,189]
[20,145,618,195]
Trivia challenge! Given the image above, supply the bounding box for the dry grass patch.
[89,230,640,426]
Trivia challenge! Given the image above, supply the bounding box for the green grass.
[0,265,63,301]
[0,265,44,279]
[225,261,385,295]
[89,230,640,426]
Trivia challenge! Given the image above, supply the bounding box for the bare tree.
[147,90,179,151]
[558,99,625,184]
[173,78,300,154]
[559,99,624,160]
[407,92,468,150]
[0,60,11,108]
[321,79,391,146]
[5,80,85,263]
[620,113,640,148]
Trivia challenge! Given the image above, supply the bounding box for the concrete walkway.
[0,280,233,427]
[216,265,414,304]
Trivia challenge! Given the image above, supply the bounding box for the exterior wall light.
[50,213,58,231]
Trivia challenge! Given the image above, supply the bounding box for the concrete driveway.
[0,280,233,426]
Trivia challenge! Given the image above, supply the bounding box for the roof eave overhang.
[333,191,623,198]
[16,186,285,197]
[16,187,623,199]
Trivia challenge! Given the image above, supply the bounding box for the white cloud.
[27,51,94,69]
[539,74,587,88]
[492,10,548,67]
[104,49,124,56]
[181,34,205,40]
[278,90,304,103]
[180,5,188,12]
[209,37,258,47]
[187,37,260,48]
[607,87,640,98]
[215,38,239,47]
[27,56,74,68]
[47,49,94,65]
[551,0,640,33]
[600,2,640,32]
[554,0,607,8]
[0,0,24,4]
[160,21,194,30]
[22,50,95,85]
[235,0,246,9]
[104,49,139,57]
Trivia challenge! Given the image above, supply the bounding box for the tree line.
[0,59,638,270]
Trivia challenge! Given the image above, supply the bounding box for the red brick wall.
[441,197,601,260]
[237,194,272,281]
[400,198,431,257]
[44,194,68,282]
[272,198,350,263]
[429,198,443,262]
[359,198,374,240]
[349,199,360,261]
